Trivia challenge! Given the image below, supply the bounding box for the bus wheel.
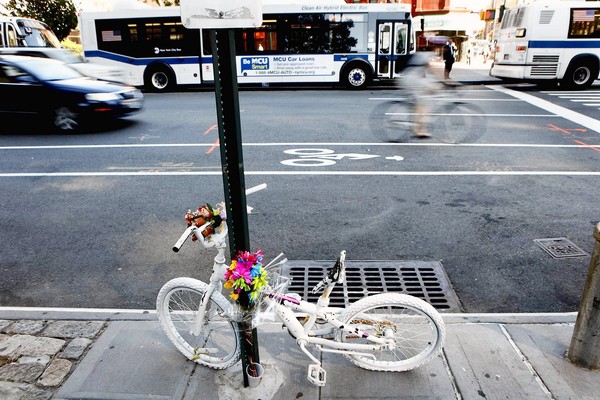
[561,61,597,90]
[342,64,371,89]
[145,65,175,92]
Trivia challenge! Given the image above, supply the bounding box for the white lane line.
[1,171,600,177]
[385,113,557,117]
[2,143,599,150]
[369,97,521,102]
[490,85,600,134]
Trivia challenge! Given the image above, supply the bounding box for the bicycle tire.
[431,102,485,144]
[369,100,415,142]
[157,277,241,369]
[337,293,445,372]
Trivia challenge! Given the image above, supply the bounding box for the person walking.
[443,39,455,80]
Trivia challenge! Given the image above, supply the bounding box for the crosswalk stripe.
[541,90,600,110]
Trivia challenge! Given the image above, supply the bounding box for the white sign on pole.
[180,0,262,29]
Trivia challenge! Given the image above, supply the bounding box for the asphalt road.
[1,85,599,313]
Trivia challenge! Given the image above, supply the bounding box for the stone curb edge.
[0,307,578,324]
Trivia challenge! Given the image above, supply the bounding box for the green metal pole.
[209,29,260,388]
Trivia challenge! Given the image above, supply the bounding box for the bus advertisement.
[490,0,600,89]
[79,1,414,91]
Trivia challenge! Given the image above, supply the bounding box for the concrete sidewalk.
[1,308,599,400]
[430,60,501,85]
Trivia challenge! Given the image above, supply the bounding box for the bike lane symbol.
[281,149,403,167]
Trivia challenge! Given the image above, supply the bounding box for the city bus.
[79,1,414,91]
[0,16,61,48]
[490,1,600,89]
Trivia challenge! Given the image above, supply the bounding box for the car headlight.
[85,93,121,102]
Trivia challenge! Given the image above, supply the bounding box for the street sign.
[180,0,262,29]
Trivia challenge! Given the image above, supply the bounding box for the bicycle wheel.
[157,277,241,369]
[369,100,415,142]
[337,293,445,371]
[431,102,485,144]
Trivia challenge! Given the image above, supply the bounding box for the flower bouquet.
[184,203,226,239]
[224,250,269,310]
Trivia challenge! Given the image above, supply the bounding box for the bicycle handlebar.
[172,183,266,253]
[172,225,195,253]
[172,222,228,253]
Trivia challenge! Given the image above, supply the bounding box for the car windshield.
[18,19,62,48]
[20,57,84,81]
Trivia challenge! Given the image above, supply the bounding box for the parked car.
[0,55,143,131]
[0,47,127,84]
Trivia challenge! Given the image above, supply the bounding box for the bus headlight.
[515,28,526,38]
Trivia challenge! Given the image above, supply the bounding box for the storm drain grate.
[281,260,460,312]
[534,238,588,259]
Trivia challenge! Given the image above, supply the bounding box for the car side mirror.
[15,75,38,84]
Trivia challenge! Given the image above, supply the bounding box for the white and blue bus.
[0,17,61,48]
[490,0,600,89]
[79,1,414,90]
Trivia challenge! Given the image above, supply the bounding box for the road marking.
[2,143,600,150]
[281,148,382,166]
[492,86,600,133]
[384,112,557,117]
[1,171,600,177]
[369,97,521,102]
[203,124,220,154]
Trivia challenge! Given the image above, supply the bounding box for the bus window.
[379,24,391,54]
[395,24,407,55]
[97,18,198,58]
[378,23,391,74]
[0,24,4,47]
[7,24,19,47]
[251,20,277,52]
[569,8,600,38]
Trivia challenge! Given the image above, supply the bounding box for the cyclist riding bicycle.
[396,51,441,138]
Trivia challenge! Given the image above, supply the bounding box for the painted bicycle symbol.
[281,148,404,167]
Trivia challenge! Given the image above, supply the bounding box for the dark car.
[0,55,143,131]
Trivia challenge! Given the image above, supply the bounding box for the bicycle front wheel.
[157,277,241,369]
[431,102,485,144]
[337,293,445,371]
[369,100,415,142]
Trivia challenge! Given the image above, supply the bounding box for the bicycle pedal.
[307,364,326,386]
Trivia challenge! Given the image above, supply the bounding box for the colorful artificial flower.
[184,202,226,239]
[224,250,269,306]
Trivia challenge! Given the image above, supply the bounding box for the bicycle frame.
[176,226,398,385]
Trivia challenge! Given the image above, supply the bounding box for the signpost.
[180,0,263,388]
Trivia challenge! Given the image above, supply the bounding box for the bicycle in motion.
[156,207,446,386]
[370,82,486,144]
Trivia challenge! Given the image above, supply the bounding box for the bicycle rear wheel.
[431,102,485,144]
[157,277,241,369]
[337,293,445,371]
[369,100,415,142]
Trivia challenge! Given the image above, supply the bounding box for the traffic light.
[480,9,496,22]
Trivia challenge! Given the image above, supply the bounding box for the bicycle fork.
[192,245,229,337]
[192,284,216,337]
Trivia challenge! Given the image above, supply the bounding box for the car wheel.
[53,107,79,131]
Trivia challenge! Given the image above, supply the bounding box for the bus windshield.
[17,19,61,48]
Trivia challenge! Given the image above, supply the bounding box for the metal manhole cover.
[281,260,460,312]
[534,238,588,259]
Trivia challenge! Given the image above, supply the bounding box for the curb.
[0,307,578,324]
